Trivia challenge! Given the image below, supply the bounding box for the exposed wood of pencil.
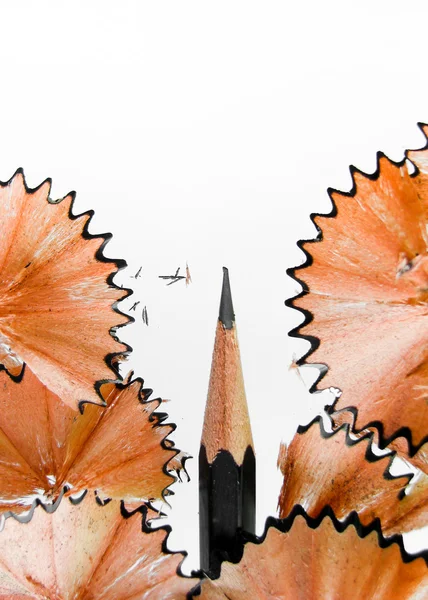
[199,267,255,576]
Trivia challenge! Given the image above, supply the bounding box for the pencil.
[199,267,256,577]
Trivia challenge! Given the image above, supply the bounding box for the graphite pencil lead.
[219,266,235,329]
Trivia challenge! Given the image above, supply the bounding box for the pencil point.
[219,267,235,329]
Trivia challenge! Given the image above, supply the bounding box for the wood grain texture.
[0,495,196,599]
[292,141,428,452]
[0,368,178,519]
[196,512,428,600]
[278,418,428,536]
[0,170,129,409]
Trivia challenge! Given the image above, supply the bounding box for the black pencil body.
[199,444,256,577]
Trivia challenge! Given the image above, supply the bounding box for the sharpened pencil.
[199,267,256,577]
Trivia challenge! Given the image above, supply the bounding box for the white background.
[0,1,427,573]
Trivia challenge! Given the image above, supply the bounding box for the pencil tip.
[219,267,235,329]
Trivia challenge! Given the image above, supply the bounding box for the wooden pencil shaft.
[199,267,256,576]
